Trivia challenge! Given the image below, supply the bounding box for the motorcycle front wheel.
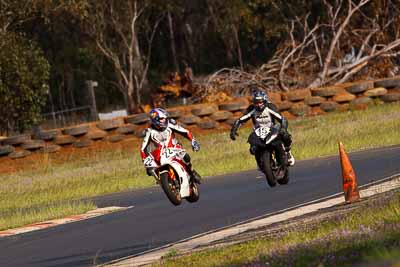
[261,150,277,187]
[160,170,182,206]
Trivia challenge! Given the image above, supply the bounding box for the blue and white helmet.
[149,108,169,130]
[252,89,269,111]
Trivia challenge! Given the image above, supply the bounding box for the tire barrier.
[34,129,59,141]
[380,92,400,102]
[86,130,107,140]
[134,129,147,138]
[311,106,326,115]
[0,145,15,156]
[116,124,136,135]
[320,101,340,112]
[374,77,400,89]
[125,113,149,125]
[197,119,218,129]
[345,81,374,94]
[62,125,90,136]
[96,118,124,131]
[73,139,93,148]
[276,101,293,111]
[289,103,312,116]
[225,116,240,126]
[311,86,343,97]
[191,104,218,116]
[166,109,184,118]
[9,150,31,159]
[338,103,350,111]
[2,135,31,146]
[105,134,125,143]
[179,115,201,125]
[304,96,326,106]
[210,110,233,121]
[287,88,311,102]
[332,92,356,103]
[218,102,242,112]
[350,96,373,106]
[40,144,61,153]
[268,92,282,103]
[21,140,45,151]
[1,75,400,160]
[54,135,76,146]
[364,87,388,97]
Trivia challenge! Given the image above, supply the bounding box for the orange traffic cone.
[338,142,360,203]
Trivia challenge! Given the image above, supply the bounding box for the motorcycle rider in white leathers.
[140,108,202,183]
[230,89,295,166]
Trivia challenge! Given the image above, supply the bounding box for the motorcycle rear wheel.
[160,171,182,206]
[186,183,200,203]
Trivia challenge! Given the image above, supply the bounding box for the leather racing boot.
[186,163,202,184]
[190,169,202,184]
[287,150,295,166]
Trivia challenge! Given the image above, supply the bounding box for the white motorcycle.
[144,146,200,206]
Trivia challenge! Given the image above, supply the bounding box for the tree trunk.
[184,23,196,66]
[232,24,243,70]
[48,87,57,128]
[65,64,76,108]
[127,90,136,114]
[206,1,234,63]
[168,11,179,72]
[132,32,149,104]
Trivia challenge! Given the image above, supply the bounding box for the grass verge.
[0,102,399,230]
[154,190,400,267]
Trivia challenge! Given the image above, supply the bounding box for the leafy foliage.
[0,32,50,134]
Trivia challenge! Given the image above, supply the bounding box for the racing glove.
[191,139,200,152]
[230,120,240,140]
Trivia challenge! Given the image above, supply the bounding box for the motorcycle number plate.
[144,156,156,167]
[162,148,175,159]
[255,127,270,139]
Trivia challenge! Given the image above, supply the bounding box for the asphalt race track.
[0,145,399,267]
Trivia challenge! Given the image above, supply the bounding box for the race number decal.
[162,148,174,159]
[144,156,155,167]
[255,127,270,139]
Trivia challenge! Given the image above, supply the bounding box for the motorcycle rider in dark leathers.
[230,89,295,166]
[141,108,202,184]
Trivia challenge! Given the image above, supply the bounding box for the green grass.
[153,193,400,267]
[0,102,399,230]
[0,201,95,230]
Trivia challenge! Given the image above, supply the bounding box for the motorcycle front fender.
[264,127,280,145]
[165,161,191,198]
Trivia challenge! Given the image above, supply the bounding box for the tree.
[0,31,50,135]
[85,0,165,114]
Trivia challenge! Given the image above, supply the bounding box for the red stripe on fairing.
[173,158,189,174]
[175,143,182,149]
[151,144,162,163]
[140,151,147,159]
[187,131,193,141]
[167,132,174,147]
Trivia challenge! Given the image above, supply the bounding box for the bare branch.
[279,15,320,90]
[139,13,165,90]
[319,0,371,85]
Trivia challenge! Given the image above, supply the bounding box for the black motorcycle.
[249,125,289,187]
